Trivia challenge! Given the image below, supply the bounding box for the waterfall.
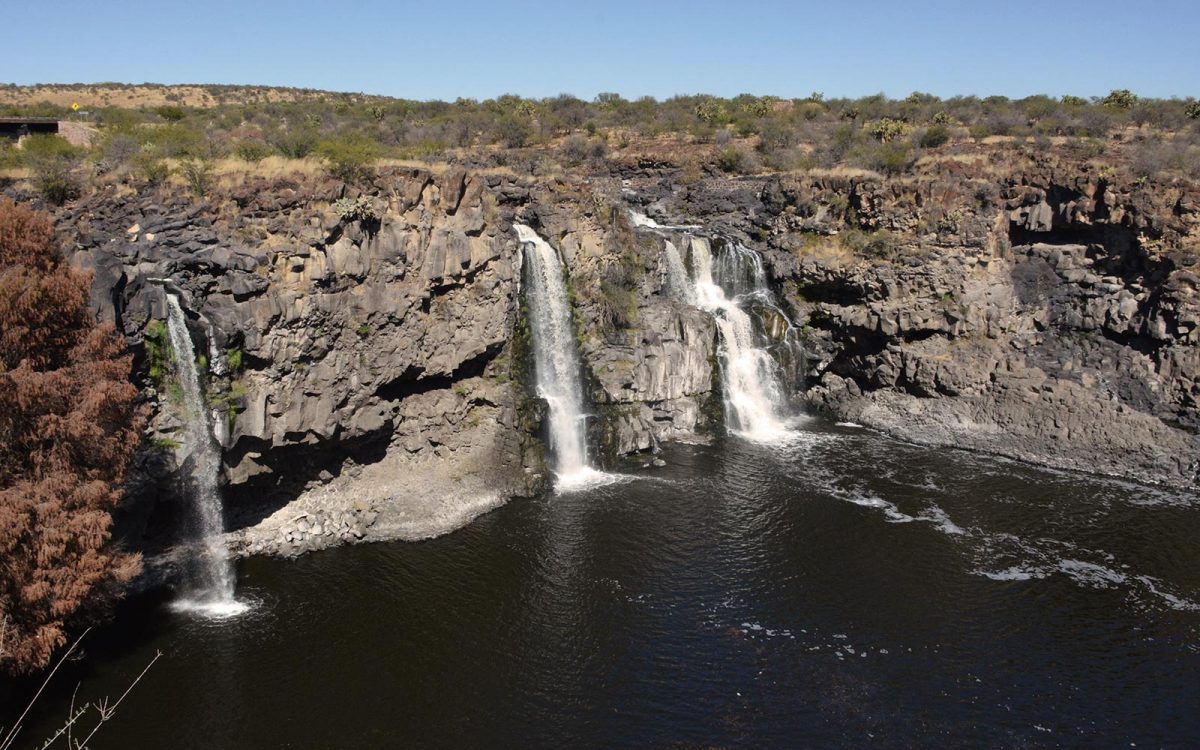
[662,239,695,305]
[516,225,611,490]
[629,210,700,231]
[166,295,243,615]
[688,238,794,440]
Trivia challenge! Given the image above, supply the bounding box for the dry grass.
[0,84,381,110]
[793,233,859,265]
[798,166,885,180]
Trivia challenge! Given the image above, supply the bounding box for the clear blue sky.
[2,0,1196,101]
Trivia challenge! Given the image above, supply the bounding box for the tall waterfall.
[516,225,608,489]
[166,295,242,615]
[687,238,793,439]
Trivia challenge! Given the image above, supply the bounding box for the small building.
[0,117,97,147]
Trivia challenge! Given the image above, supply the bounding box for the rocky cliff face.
[48,154,1200,558]
[523,191,719,457]
[56,168,726,555]
[62,169,550,553]
[636,155,1200,488]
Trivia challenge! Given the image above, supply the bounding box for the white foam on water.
[170,597,252,619]
[555,467,630,493]
[1135,576,1200,611]
[975,566,1049,581]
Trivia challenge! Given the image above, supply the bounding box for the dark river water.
[7,420,1200,748]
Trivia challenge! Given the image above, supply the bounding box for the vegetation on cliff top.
[0,199,146,674]
[2,87,1198,205]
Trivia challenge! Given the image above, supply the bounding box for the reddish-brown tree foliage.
[0,199,146,674]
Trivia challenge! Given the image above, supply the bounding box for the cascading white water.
[688,238,793,440]
[166,295,243,615]
[516,225,609,490]
[629,210,700,231]
[662,239,695,305]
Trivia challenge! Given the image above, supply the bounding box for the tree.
[0,199,145,674]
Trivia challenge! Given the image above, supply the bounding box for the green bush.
[144,123,204,157]
[154,105,186,121]
[233,139,272,162]
[839,229,897,258]
[718,146,753,173]
[179,157,214,197]
[132,154,171,186]
[143,319,172,382]
[20,134,83,205]
[317,135,381,183]
[967,124,991,142]
[272,128,317,158]
[853,141,914,175]
[493,114,532,148]
[1187,101,1200,120]
[918,124,951,148]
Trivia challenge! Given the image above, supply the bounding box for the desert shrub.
[144,123,204,157]
[839,228,897,258]
[493,114,533,148]
[0,199,146,674]
[561,134,589,164]
[1131,139,1200,179]
[132,154,171,186]
[718,146,754,173]
[1100,89,1137,110]
[1061,95,1088,107]
[967,124,991,142]
[179,156,214,197]
[870,118,910,142]
[271,127,317,158]
[20,134,83,205]
[317,135,381,183]
[154,105,186,121]
[918,124,951,148]
[233,139,272,162]
[852,140,914,175]
[1186,101,1200,120]
[98,132,140,171]
[331,195,379,222]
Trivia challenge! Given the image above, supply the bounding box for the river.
[8,419,1199,748]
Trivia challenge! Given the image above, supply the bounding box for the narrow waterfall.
[516,225,603,489]
[662,239,695,305]
[165,295,241,614]
[688,238,793,440]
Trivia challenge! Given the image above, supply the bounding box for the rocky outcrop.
[59,169,552,550]
[525,193,719,458]
[611,153,1199,488]
[710,160,1199,488]
[47,151,1200,561]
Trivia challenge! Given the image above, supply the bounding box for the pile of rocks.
[242,506,380,557]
